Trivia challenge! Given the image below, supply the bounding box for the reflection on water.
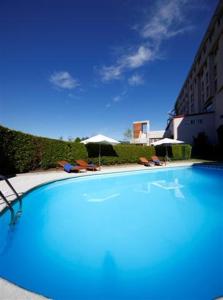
[102,251,118,298]
[152,178,185,199]
[151,178,183,190]
[83,192,120,203]
[0,226,16,256]
[136,178,185,199]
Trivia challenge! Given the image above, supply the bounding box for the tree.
[80,136,89,141]
[67,136,73,142]
[216,125,223,160]
[217,125,223,146]
[74,137,81,143]
[59,136,63,141]
[123,128,132,141]
[193,132,212,159]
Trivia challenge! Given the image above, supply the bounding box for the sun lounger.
[151,156,164,166]
[139,157,152,167]
[75,160,99,171]
[57,160,85,173]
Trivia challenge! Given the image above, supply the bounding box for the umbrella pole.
[99,144,101,170]
[165,145,168,165]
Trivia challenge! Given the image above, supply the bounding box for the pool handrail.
[0,175,22,212]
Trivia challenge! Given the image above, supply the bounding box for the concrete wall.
[177,113,217,144]
[171,113,216,144]
[173,117,183,140]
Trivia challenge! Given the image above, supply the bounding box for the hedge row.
[171,144,192,160]
[0,125,192,174]
[153,144,192,160]
[0,126,88,173]
[86,144,156,165]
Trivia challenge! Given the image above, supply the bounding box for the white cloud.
[100,65,122,81]
[68,93,81,100]
[100,45,153,81]
[113,95,121,102]
[106,90,127,109]
[124,46,153,68]
[113,89,127,102]
[105,103,111,109]
[99,0,193,82]
[128,74,144,86]
[140,0,192,42]
[49,71,79,89]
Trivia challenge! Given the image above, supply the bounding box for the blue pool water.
[0,167,223,299]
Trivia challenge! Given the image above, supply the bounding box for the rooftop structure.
[131,120,164,145]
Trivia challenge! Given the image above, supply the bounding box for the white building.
[131,120,164,145]
[165,1,223,145]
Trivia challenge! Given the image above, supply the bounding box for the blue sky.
[0,0,218,140]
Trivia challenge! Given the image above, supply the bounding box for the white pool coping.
[0,160,221,299]
[0,278,47,300]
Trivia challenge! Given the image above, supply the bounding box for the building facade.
[131,120,164,145]
[165,0,223,144]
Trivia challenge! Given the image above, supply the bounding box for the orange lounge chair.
[139,157,152,167]
[151,156,164,166]
[75,160,99,171]
[57,160,86,173]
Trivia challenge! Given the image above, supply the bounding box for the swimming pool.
[0,166,223,299]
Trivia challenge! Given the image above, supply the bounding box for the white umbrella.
[81,134,120,168]
[151,138,184,146]
[151,138,184,160]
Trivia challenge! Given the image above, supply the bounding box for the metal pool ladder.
[0,175,22,225]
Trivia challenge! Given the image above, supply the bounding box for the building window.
[209,33,212,43]
[214,45,218,57]
[206,72,208,84]
[197,119,203,124]
[200,68,204,77]
[206,102,213,112]
[214,79,218,92]
[142,123,147,134]
[214,65,217,77]
[206,86,209,98]
[190,120,195,125]
[202,93,205,102]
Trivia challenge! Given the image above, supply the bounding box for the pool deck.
[0,278,47,300]
[0,160,221,300]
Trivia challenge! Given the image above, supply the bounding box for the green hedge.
[155,144,192,160]
[39,139,88,169]
[86,143,155,165]
[0,125,88,173]
[114,144,155,163]
[172,144,192,160]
